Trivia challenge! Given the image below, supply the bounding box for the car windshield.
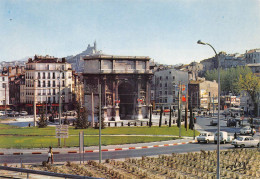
[236,137,244,141]
[200,133,207,136]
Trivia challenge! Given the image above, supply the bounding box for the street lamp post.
[33,79,37,127]
[197,40,220,179]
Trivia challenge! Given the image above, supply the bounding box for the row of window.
[26,72,68,80]
[37,72,65,79]
[158,98,176,103]
[25,89,68,96]
[159,91,168,95]
[159,76,175,81]
[25,80,66,88]
[159,83,168,88]
[25,97,66,104]
[0,77,6,81]
[245,53,260,58]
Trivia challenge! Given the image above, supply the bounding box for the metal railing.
[0,166,99,179]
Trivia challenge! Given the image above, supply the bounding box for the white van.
[214,131,234,144]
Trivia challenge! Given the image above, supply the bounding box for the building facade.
[151,68,189,110]
[245,49,260,64]
[23,55,74,114]
[189,78,218,110]
[0,74,9,110]
[83,55,153,121]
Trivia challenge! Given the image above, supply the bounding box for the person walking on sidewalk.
[47,146,54,164]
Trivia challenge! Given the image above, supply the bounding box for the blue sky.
[1,0,260,65]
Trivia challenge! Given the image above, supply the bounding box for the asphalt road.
[0,143,234,164]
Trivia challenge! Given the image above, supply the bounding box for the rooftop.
[83,54,150,61]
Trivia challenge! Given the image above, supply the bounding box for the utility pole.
[4,84,7,117]
[178,82,182,137]
[169,106,172,127]
[185,85,188,131]
[91,92,94,127]
[213,94,215,116]
[58,72,62,147]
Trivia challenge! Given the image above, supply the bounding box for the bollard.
[134,122,137,126]
[141,122,143,126]
[115,122,117,127]
[108,122,110,127]
[165,120,167,125]
[121,122,123,126]
[128,122,130,126]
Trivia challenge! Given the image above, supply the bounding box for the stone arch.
[118,81,135,119]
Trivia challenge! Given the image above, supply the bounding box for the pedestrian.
[47,146,54,164]
[28,123,31,127]
[251,129,254,137]
[234,132,237,139]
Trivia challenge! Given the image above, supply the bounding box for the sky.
[1,0,260,65]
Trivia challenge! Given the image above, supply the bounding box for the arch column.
[136,75,143,120]
[102,75,108,122]
[113,76,120,121]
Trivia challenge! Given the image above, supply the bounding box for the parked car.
[240,126,256,135]
[63,111,77,116]
[222,110,231,116]
[7,111,18,117]
[231,136,259,148]
[197,132,214,143]
[214,131,234,144]
[227,118,236,127]
[210,119,218,126]
[19,111,28,116]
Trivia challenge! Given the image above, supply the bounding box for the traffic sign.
[56,125,69,138]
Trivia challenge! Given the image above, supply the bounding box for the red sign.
[182,95,186,102]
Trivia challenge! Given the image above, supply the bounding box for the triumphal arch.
[83,55,153,121]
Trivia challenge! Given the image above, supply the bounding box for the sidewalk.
[0,137,196,155]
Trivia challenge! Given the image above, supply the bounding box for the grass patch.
[0,136,178,148]
[0,123,199,148]
[0,124,199,137]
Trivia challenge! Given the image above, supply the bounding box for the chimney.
[62,58,66,63]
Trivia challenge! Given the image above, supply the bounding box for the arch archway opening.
[118,82,135,119]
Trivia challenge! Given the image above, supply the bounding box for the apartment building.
[0,74,9,110]
[23,55,73,114]
[151,68,189,110]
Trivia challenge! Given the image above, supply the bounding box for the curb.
[0,140,197,155]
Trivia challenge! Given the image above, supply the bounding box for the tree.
[238,72,260,116]
[205,66,252,95]
[37,106,48,128]
[75,103,89,129]
[95,105,106,129]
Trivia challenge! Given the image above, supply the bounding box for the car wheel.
[214,141,217,144]
[257,143,259,148]
[223,140,226,144]
[241,144,245,148]
[198,141,200,143]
